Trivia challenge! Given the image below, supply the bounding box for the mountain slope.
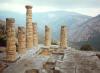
[0,11,91,27]
[71,15,100,50]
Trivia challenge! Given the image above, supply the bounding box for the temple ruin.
[0,5,99,73]
[3,5,68,73]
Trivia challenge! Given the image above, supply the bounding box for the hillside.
[70,15,100,50]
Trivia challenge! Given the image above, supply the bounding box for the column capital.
[18,27,25,30]
[6,18,15,22]
[25,5,32,9]
[61,25,66,28]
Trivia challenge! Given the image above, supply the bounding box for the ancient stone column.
[18,27,26,54]
[60,26,67,48]
[25,5,33,48]
[45,25,51,47]
[6,18,16,62]
[33,22,38,47]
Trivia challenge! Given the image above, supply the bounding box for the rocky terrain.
[71,15,100,42]
[70,15,100,50]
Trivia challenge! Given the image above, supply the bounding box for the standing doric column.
[60,26,67,49]
[25,5,33,48]
[33,22,38,47]
[6,18,16,62]
[45,25,51,47]
[18,27,26,54]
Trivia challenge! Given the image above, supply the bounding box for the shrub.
[0,35,6,47]
[80,44,94,51]
[51,40,58,45]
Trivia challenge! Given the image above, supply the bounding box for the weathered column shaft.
[6,18,16,61]
[33,23,38,47]
[60,26,67,48]
[18,27,26,54]
[25,5,33,48]
[45,25,51,46]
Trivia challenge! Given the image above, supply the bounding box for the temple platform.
[0,46,100,73]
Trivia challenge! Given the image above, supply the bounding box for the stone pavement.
[2,48,49,73]
[1,47,100,73]
[55,48,100,73]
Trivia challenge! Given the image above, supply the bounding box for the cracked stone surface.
[2,47,49,73]
[55,48,100,73]
[0,47,100,73]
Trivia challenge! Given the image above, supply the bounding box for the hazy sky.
[0,0,100,16]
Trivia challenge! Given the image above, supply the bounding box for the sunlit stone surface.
[26,5,33,48]
[44,25,51,47]
[6,18,17,62]
[60,26,68,49]
[32,22,38,48]
[18,27,26,54]
[1,47,100,73]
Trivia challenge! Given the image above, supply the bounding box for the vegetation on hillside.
[80,44,95,51]
[51,40,59,45]
[0,20,6,46]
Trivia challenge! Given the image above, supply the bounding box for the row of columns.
[5,5,68,62]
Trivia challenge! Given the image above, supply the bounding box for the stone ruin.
[4,5,68,62]
[1,6,68,73]
[0,5,100,73]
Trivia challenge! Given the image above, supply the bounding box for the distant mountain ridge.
[0,11,91,26]
[71,14,100,42]
[0,11,91,42]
